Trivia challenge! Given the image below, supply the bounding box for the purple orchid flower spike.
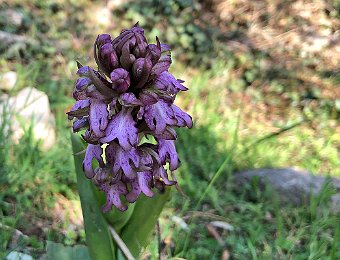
[68,23,192,212]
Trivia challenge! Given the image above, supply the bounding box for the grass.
[168,65,339,258]
[160,73,338,258]
[0,56,339,259]
[1,0,339,259]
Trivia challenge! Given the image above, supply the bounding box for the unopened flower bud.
[110,68,130,93]
[132,58,152,88]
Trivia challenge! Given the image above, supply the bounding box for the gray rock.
[234,168,340,212]
[0,71,17,91]
[0,223,29,250]
[0,9,24,27]
[0,31,38,49]
[6,251,33,260]
[0,87,56,150]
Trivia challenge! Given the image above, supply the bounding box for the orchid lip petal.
[106,142,139,179]
[126,177,140,202]
[102,182,128,212]
[89,99,108,136]
[138,172,154,197]
[82,144,104,179]
[172,104,193,128]
[158,139,179,171]
[100,107,138,150]
[154,72,188,95]
[143,100,177,134]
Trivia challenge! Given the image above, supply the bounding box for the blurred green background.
[0,0,339,259]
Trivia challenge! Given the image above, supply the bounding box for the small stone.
[6,251,33,260]
[0,87,56,150]
[0,9,24,27]
[0,71,17,91]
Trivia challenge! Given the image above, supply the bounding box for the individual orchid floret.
[105,142,140,179]
[101,181,128,212]
[75,77,92,91]
[142,100,177,134]
[83,144,104,179]
[153,165,176,186]
[146,40,161,65]
[77,65,90,77]
[119,93,143,107]
[151,44,172,76]
[89,99,108,137]
[68,23,192,212]
[132,57,153,88]
[154,72,188,95]
[158,139,179,171]
[126,171,154,202]
[172,104,193,128]
[100,107,138,150]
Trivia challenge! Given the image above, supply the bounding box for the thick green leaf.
[121,188,171,257]
[46,241,91,260]
[71,134,116,260]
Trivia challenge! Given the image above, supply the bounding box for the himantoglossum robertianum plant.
[68,23,192,213]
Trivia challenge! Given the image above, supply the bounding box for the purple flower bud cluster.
[67,24,192,212]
